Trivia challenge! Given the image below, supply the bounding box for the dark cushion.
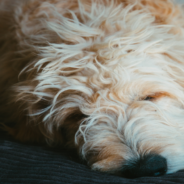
[0,132,184,184]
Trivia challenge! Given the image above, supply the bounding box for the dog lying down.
[1,0,184,178]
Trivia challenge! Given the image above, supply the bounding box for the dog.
[1,0,184,178]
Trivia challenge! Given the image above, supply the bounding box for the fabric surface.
[0,132,184,184]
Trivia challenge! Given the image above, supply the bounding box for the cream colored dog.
[1,0,184,178]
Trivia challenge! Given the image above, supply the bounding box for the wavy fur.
[1,0,184,177]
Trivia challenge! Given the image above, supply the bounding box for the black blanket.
[0,132,184,184]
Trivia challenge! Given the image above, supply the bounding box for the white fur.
[1,0,184,175]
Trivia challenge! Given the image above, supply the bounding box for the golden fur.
[1,0,184,178]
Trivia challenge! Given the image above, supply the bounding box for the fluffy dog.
[1,0,184,178]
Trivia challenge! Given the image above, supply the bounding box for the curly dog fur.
[1,0,184,178]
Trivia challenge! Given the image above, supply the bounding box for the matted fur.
[1,0,184,177]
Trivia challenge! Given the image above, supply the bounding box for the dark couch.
[0,131,184,184]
